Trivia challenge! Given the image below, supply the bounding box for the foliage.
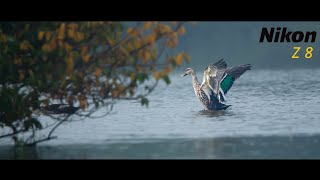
[0,21,190,145]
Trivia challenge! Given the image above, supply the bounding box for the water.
[1,68,320,159]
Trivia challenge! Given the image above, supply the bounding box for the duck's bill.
[181,73,187,77]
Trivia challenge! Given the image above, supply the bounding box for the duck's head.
[181,68,194,77]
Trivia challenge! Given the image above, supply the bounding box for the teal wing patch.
[220,74,235,95]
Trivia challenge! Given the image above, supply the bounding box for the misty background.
[175,22,320,71]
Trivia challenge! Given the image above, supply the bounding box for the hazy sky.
[175,22,320,70]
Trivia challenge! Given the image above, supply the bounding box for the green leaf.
[94,101,99,108]
[31,118,42,129]
[141,97,149,107]
[23,120,32,130]
[24,118,42,130]
[137,73,149,84]
[171,58,177,67]
[162,75,171,85]
[103,68,109,75]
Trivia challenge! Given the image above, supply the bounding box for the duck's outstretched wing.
[201,59,252,103]
[201,59,227,97]
[206,59,227,79]
[210,59,227,78]
[218,64,252,102]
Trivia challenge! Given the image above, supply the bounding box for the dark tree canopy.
[0,21,190,145]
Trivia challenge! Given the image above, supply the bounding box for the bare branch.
[47,114,71,138]
[25,136,57,146]
[0,129,27,139]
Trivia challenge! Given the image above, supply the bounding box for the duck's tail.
[214,103,231,110]
[209,94,232,110]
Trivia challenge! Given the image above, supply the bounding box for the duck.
[181,59,251,110]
